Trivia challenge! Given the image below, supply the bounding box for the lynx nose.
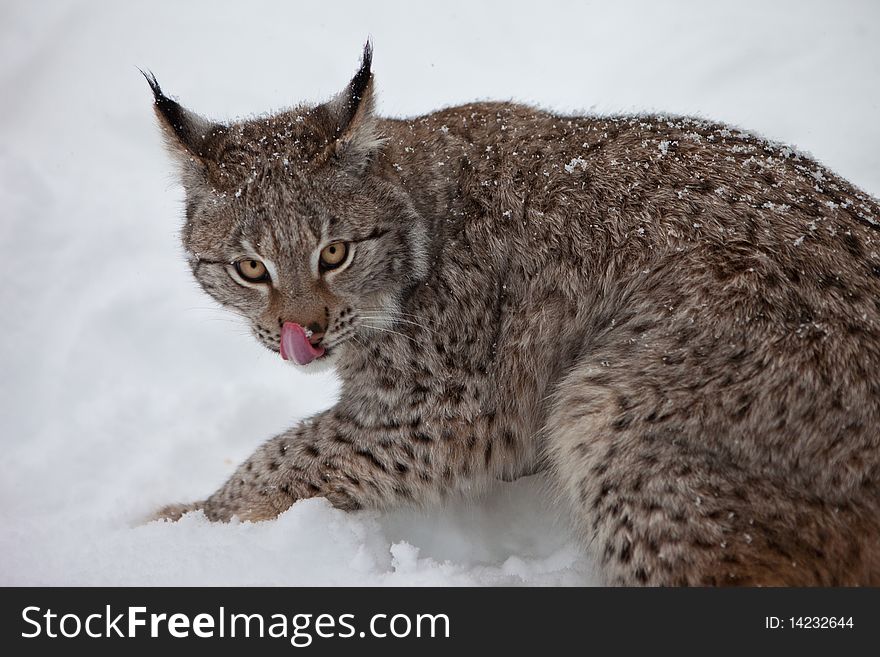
[305,321,325,346]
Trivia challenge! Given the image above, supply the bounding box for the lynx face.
[147,45,428,370]
[181,159,426,371]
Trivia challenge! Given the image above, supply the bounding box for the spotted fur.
[149,45,880,585]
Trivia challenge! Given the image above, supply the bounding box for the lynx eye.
[234,258,269,283]
[319,242,349,270]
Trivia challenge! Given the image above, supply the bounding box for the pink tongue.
[280,322,325,365]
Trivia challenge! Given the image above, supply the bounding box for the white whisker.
[358,323,424,345]
[358,313,436,334]
[360,307,438,325]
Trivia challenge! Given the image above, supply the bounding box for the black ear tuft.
[139,68,162,99]
[140,69,220,160]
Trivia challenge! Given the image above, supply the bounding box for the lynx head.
[146,44,428,371]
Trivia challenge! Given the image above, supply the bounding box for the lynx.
[147,44,880,585]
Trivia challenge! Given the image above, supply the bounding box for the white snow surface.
[1,0,879,586]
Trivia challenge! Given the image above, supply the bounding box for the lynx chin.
[146,43,880,586]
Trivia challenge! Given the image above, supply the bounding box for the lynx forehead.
[149,43,880,586]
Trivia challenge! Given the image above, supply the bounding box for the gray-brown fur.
[147,45,880,585]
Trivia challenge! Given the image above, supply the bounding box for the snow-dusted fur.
[150,45,880,585]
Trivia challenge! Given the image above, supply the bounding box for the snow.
[564,156,588,173]
[2,0,879,586]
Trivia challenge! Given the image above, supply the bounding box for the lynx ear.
[141,70,225,166]
[324,42,384,173]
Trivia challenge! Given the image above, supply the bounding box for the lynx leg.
[544,373,880,586]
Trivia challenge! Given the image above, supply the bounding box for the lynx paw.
[150,501,204,522]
